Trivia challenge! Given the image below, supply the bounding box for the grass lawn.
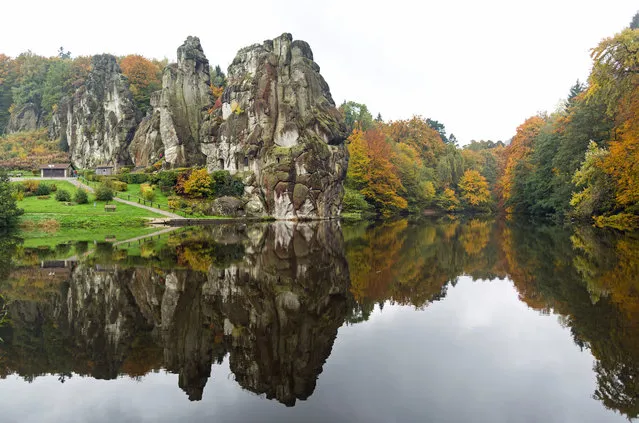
[15,180,163,247]
[124,183,172,205]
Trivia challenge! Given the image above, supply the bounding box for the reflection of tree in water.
[1,219,639,415]
[505,221,639,419]
[0,222,352,406]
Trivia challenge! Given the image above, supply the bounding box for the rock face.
[208,33,349,219]
[56,54,139,168]
[131,34,348,219]
[7,103,41,133]
[130,36,212,167]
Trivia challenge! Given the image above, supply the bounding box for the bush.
[55,190,71,202]
[22,180,40,193]
[95,184,114,201]
[140,183,156,201]
[184,169,212,198]
[118,172,149,184]
[156,170,179,191]
[211,170,244,197]
[74,189,89,204]
[342,187,374,214]
[37,195,51,200]
[168,195,188,210]
[35,183,51,196]
[50,184,57,192]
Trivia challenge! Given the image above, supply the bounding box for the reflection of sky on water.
[0,277,625,423]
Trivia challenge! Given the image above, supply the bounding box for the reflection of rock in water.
[2,222,351,405]
[209,221,352,406]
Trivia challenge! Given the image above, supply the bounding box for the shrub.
[109,180,128,192]
[37,195,51,200]
[95,184,114,201]
[74,189,89,204]
[55,190,71,202]
[211,170,244,197]
[35,183,51,196]
[156,170,179,191]
[342,187,374,214]
[22,180,40,193]
[118,172,149,184]
[50,184,57,192]
[175,169,193,195]
[168,196,188,210]
[184,169,212,198]
[140,183,156,201]
[11,190,24,202]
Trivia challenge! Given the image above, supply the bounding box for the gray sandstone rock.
[7,103,41,133]
[54,54,139,168]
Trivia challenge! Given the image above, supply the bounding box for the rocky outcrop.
[131,34,348,219]
[130,36,212,167]
[7,103,41,133]
[55,54,139,168]
[207,33,349,219]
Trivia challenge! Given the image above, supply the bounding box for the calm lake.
[0,219,637,422]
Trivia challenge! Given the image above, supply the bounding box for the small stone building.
[95,165,114,176]
[40,163,74,178]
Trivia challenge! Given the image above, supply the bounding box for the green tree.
[630,12,639,30]
[340,101,374,132]
[426,118,449,143]
[570,141,614,218]
[42,59,72,117]
[0,171,24,227]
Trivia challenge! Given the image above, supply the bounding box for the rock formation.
[54,54,139,168]
[6,103,41,133]
[207,33,349,219]
[130,36,212,167]
[130,33,348,219]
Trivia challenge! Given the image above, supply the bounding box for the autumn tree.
[346,129,407,215]
[459,169,491,210]
[497,115,545,212]
[120,55,161,114]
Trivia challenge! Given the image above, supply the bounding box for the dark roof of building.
[40,163,73,169]
[95,165,114,169]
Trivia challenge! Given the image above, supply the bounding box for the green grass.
[124,183,172,205]
[14,180,164,247]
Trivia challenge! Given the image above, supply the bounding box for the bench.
[104,204,117,212]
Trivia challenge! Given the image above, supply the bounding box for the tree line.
[495,13,639,230]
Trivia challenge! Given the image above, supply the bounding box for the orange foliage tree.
[497,115,545,212]
[347,129,407,215]
[120,55,161,113]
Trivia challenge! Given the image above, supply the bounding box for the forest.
[1,13,639,227]
[341,13,639,229]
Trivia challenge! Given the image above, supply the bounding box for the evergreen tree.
[0,172,24,227]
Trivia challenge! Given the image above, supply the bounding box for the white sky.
[1,0,637,144]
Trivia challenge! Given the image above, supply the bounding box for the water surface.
[0,219,637,422]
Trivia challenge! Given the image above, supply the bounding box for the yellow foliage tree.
[459,169,491,208]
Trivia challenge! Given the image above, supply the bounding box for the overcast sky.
[1,0,637,144]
